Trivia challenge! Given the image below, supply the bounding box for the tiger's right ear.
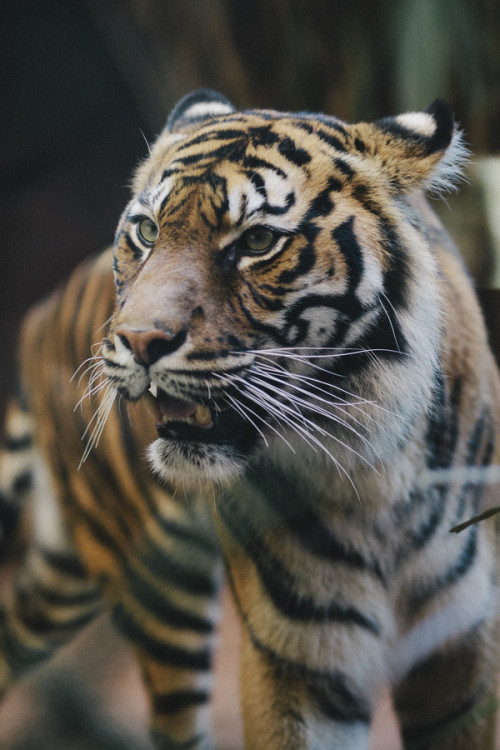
[351,100,468,196]
[165,89,236,133]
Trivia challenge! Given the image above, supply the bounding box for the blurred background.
[1,0,500,747]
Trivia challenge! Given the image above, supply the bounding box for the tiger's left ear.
[132,90,237,193]
[353,99,468,195]
[165,89,237,133]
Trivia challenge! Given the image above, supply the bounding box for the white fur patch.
[388,568,495,684]
[148,438,243,488]
[183,101,234,120]
[396,112,436,137]
[424,128,469,195]
[32,453,74,552]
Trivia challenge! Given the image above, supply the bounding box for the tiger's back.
[1,90,500,750]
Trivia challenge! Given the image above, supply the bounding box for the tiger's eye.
[243,227,276,253]
[138,217,159,245]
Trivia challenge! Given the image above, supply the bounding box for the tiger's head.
[102,89,466,487]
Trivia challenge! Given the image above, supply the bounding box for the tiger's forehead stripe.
[137,116,359,233]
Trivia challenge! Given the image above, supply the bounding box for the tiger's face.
[102,90,465,486]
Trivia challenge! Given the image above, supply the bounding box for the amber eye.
[137,217,159,245]
[242,227,277,254]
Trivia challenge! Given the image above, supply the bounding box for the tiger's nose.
[115,326,187,366]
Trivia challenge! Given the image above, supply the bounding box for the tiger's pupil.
[138,218,159,245]
[243,227,275,253]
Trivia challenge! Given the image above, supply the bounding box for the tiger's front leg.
[239,626,372,750]
[106,500,224,750]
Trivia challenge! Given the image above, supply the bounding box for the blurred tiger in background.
[0,89,499,749]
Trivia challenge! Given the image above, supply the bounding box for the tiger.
[0,88,499,750]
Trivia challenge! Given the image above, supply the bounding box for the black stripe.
[278,137,311,167]
[249,124,281,147]
[401,690,486,750]
[454,409,496,525]
[150,732,204,750]
[409,525,478,612]
[16,587,100,636]
[241,154,288,179]
[160,194,190,220]
[112,604,211,669]
[307,672,371,724]
[25,583,101,608]
[4,434,31,451]
[408,375,462,550]
[334,157,355,178]
[425,375,461,471]
[138,545,219,598]
[302,178,339,222]
[125,563,214,633]
[248,467,386,584]
[241,277,286,312]
[332,216,364,295]
[175,128,248,151]
[42,549,88,579]
[261,189,296,217]
[276,241,317,285]
[224,570,372,726]
[316,128,347,153]
[71,501,126,559]
[122,232,142,261]
[409,490,448,552]
[13,471,32,494]
[219,503,380,633]
[153,689,209,716]
[346,301,408,361]
[380,220,411,310]
[0,492,20,558]
[1,608,52,674]
[175,141,247,167]
[314,115,348,136]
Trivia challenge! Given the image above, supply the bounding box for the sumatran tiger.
[0,89,499,750]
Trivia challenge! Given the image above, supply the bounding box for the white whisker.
[79,384,117,468]
[239,375,376,473]
[249,367,376,447]
[216,377,297,454]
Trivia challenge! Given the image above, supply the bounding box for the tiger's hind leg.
[0,435,103,696]
[0,545,103,695]
[392,621,499,750]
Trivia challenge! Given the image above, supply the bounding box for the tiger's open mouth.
[144,383,257,449]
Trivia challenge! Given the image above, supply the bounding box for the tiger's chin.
[147,437,247,488]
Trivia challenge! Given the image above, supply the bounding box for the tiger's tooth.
[149,383,158,398]
[195,404,213,427]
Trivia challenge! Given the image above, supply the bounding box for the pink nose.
[115,326,186,365]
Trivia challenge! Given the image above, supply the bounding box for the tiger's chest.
[213,452,498,687]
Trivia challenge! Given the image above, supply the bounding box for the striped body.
[1,90,500,749]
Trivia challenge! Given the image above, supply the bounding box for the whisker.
[380,293,403,354]
[252,354,398,420]
[249,367,375,445]
[239,375,376,473]
[238,380,361,498]
[79,385,117,468]
[253,382,376,465]
[250,361,385,430]
[217,376,297,454]
[248,345,406,360]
